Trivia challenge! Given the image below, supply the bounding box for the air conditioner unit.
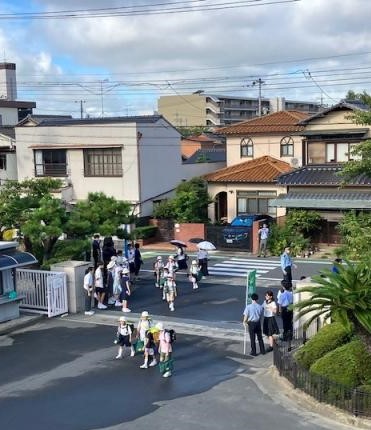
[290,157,299,167]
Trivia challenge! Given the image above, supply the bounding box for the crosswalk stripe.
[208,270,261,278]
[210,266,268,274]
[230,258,281,265]
[214,262,277,269]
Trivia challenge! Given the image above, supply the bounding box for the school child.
[189,260,201,290]
[137,311,152,342]
[157,322,174,378]
[165,255,178,283]
[139,329,157,368]
[115,316,135,359]
[163,270,177,312]
[153,256,164,288]
[119,268,131,313]
[160,267,168,300]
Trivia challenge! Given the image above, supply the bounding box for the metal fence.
[16,268,68,318]
[273,334,371,418]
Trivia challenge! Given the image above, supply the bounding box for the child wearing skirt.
[262,290,279,352]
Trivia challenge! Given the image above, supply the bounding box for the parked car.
[222,214,272,244]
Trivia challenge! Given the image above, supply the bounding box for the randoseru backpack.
[166,329,176,344]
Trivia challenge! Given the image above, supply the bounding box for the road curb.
[0,313,45,336]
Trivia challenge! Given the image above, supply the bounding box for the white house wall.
[226,134,303,167]
[15,122,140,202]
[0,153,17,183]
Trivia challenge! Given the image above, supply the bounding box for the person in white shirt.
[262,290,279,351]
[94,261,107,309]
[258,223,269,257]
[115,316,135,359]
[197,248,209,278]
[83,266,95,316]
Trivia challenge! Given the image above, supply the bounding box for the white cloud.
[1,0,371,116]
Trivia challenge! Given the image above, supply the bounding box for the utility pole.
[252,78,265,117]
[74,100,86,119]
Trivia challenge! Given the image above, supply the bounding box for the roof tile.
[217,110,309,135]
[203,155,291,183]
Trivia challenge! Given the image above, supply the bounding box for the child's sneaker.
[149,359,157,367]
[115,301,122,307]
[130,350,135,357]
[163,371,172,378]
[140,363,148,369]
[115,354,122,359]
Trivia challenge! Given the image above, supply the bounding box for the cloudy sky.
[1,0,371,119]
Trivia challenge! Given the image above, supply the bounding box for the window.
[326,143,353,162]
[0,154,6,170]
[240,137,253,157]
[237,190,277,217]
[34,149,67,176]
[280,136,294,157]
[84,148,122,177]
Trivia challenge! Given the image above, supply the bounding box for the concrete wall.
[0,108,19,126]
[50,260,91,314]
[158,95,207,126]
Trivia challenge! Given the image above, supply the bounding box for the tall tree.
[65,192,132,238]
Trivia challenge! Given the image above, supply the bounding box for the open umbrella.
[196,241,216,251]
[188,237,204,244]
[170,239,187,248]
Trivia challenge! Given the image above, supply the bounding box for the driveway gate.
[16,269,68,317]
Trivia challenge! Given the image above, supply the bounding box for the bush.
[267,223,309,256]
[131,226,157,240]
[310,339,371,388]
[295,323,352,369]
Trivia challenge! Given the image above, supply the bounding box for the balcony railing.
[35,163,67,177]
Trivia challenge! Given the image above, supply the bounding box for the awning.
[0,250,38,270]
[271,191,371,210]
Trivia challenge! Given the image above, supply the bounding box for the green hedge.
[295,322,352,369]
[131,226,157,239]
[310,339,371,388]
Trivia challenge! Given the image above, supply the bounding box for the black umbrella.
[170,240,187,247]
[188,238,204,244]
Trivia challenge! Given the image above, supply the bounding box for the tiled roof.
[24,115,164,127]
[216,111,309,135]
[183,148,226,164]
[273,191,371,209]
[203,155,291,183]
[277,164,371,186]
[184,134,215,143]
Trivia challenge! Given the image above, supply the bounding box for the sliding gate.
[16,268,68,317]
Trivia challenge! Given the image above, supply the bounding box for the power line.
[0,0,301,20]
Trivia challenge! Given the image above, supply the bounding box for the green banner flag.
[246,269,257,306]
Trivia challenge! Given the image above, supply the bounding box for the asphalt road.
[0,318,355,430]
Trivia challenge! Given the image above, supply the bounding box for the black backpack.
[166,329,176,344]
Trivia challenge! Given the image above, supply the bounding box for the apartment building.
[158,93,321,127]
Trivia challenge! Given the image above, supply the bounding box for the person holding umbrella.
[196,241,215,279]
[174,243,188,271]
